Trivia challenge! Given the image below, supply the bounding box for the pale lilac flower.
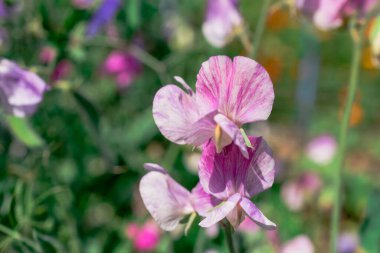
[338,232,358,253]
[306,134,337,165]
[153,56,274,158]
[0,59,48,117]
[86,0,121,37]
[297,0,377,31]
[103,50,142,89]
[202,0,243,48]
[139,163,194,231]
[281,235,315,253]
[281,172,322,211]
[125,220,161,251]
[196,136,276,230]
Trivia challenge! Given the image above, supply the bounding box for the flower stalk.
[330,16,364,253]
[251,0,271,58]
[224,222,236,253]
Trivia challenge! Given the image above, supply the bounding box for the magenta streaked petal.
[199,136,275,199]
[214,114,248,158]
[139,171,193,231]
[153,84,216,147]
[240,197,276,230]
[143,163,167,174]
[199,193,241,228]
[191,183,221,217]
[196,56,274,125]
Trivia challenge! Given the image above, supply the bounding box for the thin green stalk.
[330,18,363,253]
[223,222,236,253]
[251,0,271,58]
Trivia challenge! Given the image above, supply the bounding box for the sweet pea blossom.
[296,0,377,31]
[196,136,276,229]
[153,56,274,158]
[125,220,161,251]
[202,0,243,48]
[281,235,315,253]
[0,59,48,117]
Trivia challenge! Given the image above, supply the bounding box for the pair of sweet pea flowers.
[140,56,277,232]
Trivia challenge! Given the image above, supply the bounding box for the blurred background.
[0,0,379,252]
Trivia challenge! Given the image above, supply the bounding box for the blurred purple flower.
[297,0,377,30]
[86,0,121,37]
[103,50,142,89]
[153,56,274,158]
[0,59,48,117]
[125,220,161,251]
[306,134,337,165]
[139,163,195,231]
[202,0,243,48]
[281,171,322,211]
[196,136,276,230]
[281,235,315,253]
[0,0,21,18]
[337,232,358,253]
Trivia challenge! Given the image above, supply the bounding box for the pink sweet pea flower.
[153,56,274,159]
[125,220,161,251]
[306,134,337,165]
[202,0,243,48]
[281,235,315,253]
[196,136,276,230]
[297,0,377,31]
[139,163,195,231]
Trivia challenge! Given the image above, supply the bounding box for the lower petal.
[199,193,241,228]
[240,197,276,230]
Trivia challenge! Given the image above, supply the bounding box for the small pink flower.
[306,134,337,165]
[238,216,260,233]
[125,221,161,251]
[338,232,358,253]
[196,136,276,230]
[281,172,322,211]
[51,60,72,82]
[153,56,274,158]
[39,46,57,65]
[71,0,93,9]
[281,235,314,253]
[202,0,243,48]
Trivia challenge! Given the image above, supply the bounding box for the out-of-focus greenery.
[0,0,380,253]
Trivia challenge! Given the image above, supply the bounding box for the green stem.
[251,0,271,58]
[223,222,236,253]
[330,18,363,253]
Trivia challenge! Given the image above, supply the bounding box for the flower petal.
[199,193,241,228]
[143,163,167,174]
[153,84,216,146]
[196,56,274,125]
[139,171,193,231]
[214,114,248,159]
[240,197,276,230]
[191,183,221,217]
[199,136,275,199]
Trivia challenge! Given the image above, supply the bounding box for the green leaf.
[6,116,44,148]
[72,90,100,131]
[126,0,141,29]
[360,188,380,253]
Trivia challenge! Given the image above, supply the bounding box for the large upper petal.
[196,56,274,125]
[240,197,276,230]
[139,170,193,231]
[153,84,216,146]
[199,136,275,199]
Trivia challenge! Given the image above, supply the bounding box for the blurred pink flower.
[238,216,260,233]
[103,51,142,89]
[281,235,315,253]
[196,136,276,230]
[202,0,243,48]
[0,59,48,117]
[297,0,377,31]
[281,172,322,211]
[205,225,219,238]
[306,134,337,165]
[153,56,274,158]
[338,232,358,253]
[125,220,161,251]
[39,46,57,65]
[51,60,72,82]
[71,0,93,9]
